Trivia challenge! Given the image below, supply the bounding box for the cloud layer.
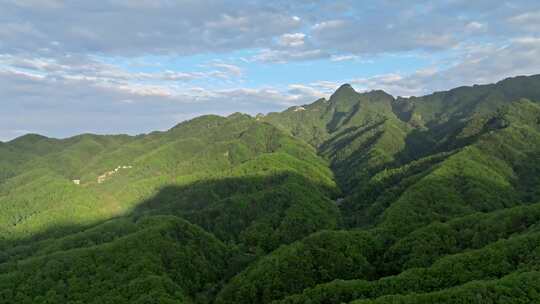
[1,0,539,140]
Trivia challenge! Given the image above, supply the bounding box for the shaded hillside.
[0,215,231,304]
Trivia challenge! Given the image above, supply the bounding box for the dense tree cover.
[215,230,381,304]
[0,114,338,249]
[1,74,540,303]
[280,271,540,304]
[382,202,540,273]
[0,217,139,264]
[274,230,540,304]
[136,172,340,253]
[0,215,230,304]
[351,271,540,304]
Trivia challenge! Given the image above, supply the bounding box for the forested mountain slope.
[1,74,540,303]
[0,114,339,246]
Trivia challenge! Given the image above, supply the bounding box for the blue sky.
[1,0,540,141]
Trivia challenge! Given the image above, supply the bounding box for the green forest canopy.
[1,74,540,303]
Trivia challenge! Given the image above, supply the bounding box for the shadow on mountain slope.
[342,162,524,234]
[132,172,341,253]
[0,172,341,259]
[0,172,342,303]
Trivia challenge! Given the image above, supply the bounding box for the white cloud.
[0,1,303,56]
[465,21,487,32]
[330,55,359,62]
[0,54,247,95]
[1,1,538,60]
[511,36,540,45]
[208,63,243,77]
[309,81,340,91]
[278,33,306,48]
[287,84,328,100]
[348,38,540,97]
[253,49,327,63]
[312,20,346,31]
[1,0,540,140]
[509,10,540,24]
[0,65,326,140]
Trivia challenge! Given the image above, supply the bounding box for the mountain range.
[1,74,540,303]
